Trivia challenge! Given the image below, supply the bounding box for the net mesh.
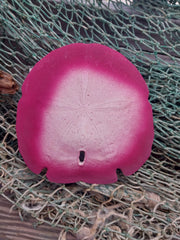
[0,0,180,239]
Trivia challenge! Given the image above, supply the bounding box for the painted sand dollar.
[16,43,154,184]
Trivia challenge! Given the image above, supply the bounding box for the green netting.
[0,0,180,239]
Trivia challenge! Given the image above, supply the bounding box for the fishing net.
[0,0,180,239]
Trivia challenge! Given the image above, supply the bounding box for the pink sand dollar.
[16,43,154,184]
